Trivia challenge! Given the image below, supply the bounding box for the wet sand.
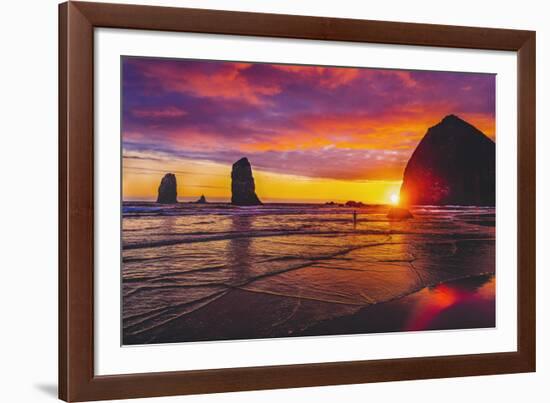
[123,274,495,345]
[302,274,495,337]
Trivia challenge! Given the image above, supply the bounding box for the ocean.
[122,202,495,344]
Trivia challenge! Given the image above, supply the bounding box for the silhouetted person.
[353,210,357,227]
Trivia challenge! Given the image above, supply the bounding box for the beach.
[122,203,495,345]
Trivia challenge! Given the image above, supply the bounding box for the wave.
[123,229,494,251]
[122,202,495,342]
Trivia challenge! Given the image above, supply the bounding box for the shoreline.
[300,273,495,337]
[123,273,495,345]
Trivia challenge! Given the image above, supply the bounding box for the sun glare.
[390,193,399,205]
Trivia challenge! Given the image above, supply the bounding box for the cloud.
[124,58,281,105]
[122,57,495,181]
[131,106,187,118]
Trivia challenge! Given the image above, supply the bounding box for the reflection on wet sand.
[303,274,495,337]
[405,275,495,331]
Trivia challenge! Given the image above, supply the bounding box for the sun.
[390,193,399,205]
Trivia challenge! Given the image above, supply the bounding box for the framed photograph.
[59,1,536,401]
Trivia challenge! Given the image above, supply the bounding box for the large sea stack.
[400,115,495,206]
[156,173,178,204]
[231,157,262,206]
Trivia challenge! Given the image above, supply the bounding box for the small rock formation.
[156,173,177,204]
[345,200,364,208]
[325,201,337,206]
[400,115,495,206]
[387,207,413,220]
[231,157,262,206]
[195,195,207,204]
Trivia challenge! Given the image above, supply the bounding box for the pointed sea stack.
[156,173,178,204]
[231,157,262,206]
[400,115,495,206]
[196,195,207,204]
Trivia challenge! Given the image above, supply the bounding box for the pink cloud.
[131,106,188,118]
[271,64,360,89]
[137,61,281,105]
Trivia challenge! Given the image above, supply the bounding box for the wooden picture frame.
[59,1,536,401]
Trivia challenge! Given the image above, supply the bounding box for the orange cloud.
[234,103,493,155]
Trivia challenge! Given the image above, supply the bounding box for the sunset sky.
[122,57,495,203]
